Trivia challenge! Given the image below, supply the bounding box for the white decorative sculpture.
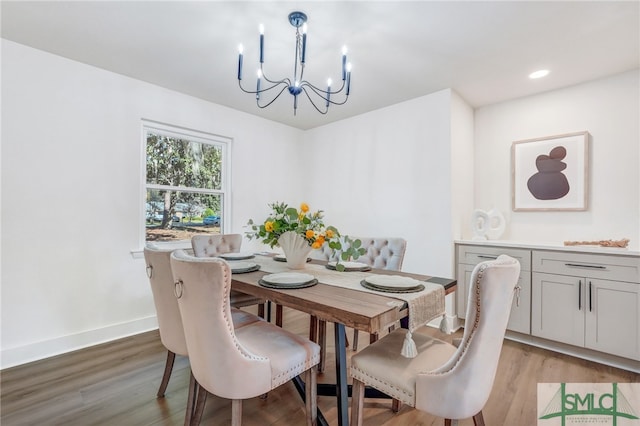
[471,209,506,240]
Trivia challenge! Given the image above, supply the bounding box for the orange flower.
[325,229,335,239]
[306,229,315,239]
[312,240,322,249]
[264,221,274,232]
[316,235,326,245]
[300,203,309,213]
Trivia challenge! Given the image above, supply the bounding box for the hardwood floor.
[2,307,638,425]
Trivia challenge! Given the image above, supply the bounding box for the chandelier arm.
[257,85,290,109]
[301,79,346,95]
[238,79,288,95]
[301,87,328,115]
[300,82,349,106]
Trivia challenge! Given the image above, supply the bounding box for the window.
[143,121,231,243]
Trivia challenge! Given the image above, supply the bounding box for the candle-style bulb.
[327,78,332,87]
[238,44,243,54]
[301,24,307,64]
[259,24,264,63]
[237,44,244,80]
[342,45,348,55]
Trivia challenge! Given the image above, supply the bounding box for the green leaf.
[352,239,362,249]
[336,264,346,272]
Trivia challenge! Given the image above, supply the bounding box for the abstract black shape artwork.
[511,132,588,211]
[526,146,570,200]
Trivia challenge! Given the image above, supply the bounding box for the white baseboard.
[1,316,158,370]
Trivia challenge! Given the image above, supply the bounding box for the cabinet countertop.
[455,240,640,257]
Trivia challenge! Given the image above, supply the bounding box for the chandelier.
[237,11,352,115]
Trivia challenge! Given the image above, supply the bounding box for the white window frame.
[139,119,232,249]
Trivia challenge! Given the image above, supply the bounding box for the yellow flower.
[312,240,322,249]
[300,203,309,213]
[325,229,335,239]
[298,212,305,221]
[306,229,315,239]
[265,221,274,232]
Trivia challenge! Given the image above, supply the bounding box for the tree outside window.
[144,123,230,242]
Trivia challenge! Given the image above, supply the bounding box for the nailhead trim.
[350,366,414,405]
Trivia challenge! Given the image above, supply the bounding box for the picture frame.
[511,131,589,211]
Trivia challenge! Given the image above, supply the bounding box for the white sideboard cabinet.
[531,250,640,361]
[456,244,531,334]
[455,241,640,371]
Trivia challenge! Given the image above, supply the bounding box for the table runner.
[247,255,446,357]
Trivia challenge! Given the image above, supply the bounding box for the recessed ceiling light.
[529,69,550,79]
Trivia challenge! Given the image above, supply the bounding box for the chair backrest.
[309,237,407,271]
[415,255,520,419]
[170,249,271,399]
[143,244,188,357]
[351,237,407,271]
[191,233,242,257]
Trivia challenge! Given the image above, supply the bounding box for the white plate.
[327,262,371,272]
[228,261,258,270]
[261,272,316,286]
[218,252,255,260]
[364,275,424,289]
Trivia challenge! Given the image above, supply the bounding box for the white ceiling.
[2,1,639,130]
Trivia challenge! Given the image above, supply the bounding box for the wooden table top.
[231,260,456,334]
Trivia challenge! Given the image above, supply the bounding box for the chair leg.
[276,304,284,327]
[157,350,176,397]
[184,371,197,426]
[473,411,486,426]
[370,333,378,344]
[305,367,318,426]
[351,378,365,426]
[190,382,208,426]
[444,420,458,426]
[258,303,265,319]
[352,330,359,351]
[318,320,326,373]
[391,398,401,413]
[231,399,242,426]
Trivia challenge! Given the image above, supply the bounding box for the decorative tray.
[219,252,255,261]
[360,275,425,293]
[228,261,261,274]
[258,272,318,289]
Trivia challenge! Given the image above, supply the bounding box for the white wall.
[474,70,640,250]
[1,40,303,368]
[3,37,636,368]
[301,90,464,278]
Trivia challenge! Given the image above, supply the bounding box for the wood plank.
[2,308,637,426]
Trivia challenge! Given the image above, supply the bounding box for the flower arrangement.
[246,201,340,249]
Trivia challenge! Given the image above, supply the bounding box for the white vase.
[278,231,312,269]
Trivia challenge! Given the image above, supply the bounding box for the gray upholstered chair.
[143,244,262,424]
[347,237,407,350]
[350,255,520,426]
[170,249,320,426]
[191,234,267,318]
[311,237,407,372]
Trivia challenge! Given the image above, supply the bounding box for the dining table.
[228,254,457,426]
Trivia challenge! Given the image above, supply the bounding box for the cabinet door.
[458,263,531,334]
[508,273,531,334]
[585,279,640,360]
[532,272,585,346]
[456,263,474,319]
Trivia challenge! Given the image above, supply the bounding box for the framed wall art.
[511,131,589,211]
